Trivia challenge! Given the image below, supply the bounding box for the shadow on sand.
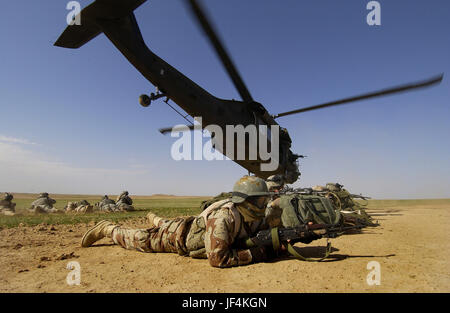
[271,245,395,263]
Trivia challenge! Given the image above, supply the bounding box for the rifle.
[349,194,371,200]
[240,223,364,261]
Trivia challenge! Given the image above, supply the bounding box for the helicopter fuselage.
[55,0,301,183]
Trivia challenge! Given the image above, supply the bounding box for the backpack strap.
[285,239,332,262]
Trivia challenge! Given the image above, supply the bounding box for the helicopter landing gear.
[139,88,168,108]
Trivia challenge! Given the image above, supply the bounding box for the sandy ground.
[1,203,449,293]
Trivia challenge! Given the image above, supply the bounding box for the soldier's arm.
[264,198,283,229]
[204,215,252,268]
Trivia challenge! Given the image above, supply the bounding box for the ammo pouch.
[185,216,208,258]
[280,194,342,227]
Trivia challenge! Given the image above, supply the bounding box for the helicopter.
[54,0,443,184]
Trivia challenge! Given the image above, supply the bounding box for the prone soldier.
[81,176,279,268]
[95,195,119,212]
[115,191,135,211]
[265,175,286,228]
[0,192,16,216]
[28,193,61,214]
[65,200,94,213]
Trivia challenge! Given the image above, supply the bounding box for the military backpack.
[279,194,342,228]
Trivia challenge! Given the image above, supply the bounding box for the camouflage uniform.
[314,183,377,226]
[29,193,59,214]
[265,198,283,228]
[0,193,16,216]
[65,200,94,213]
[265,175,285,228]
[115,191,135,211]
[95,196,119,212]
[83,176,277,268]
[108,199,273,267]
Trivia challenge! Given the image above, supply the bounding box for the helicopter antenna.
[163,97,195,126]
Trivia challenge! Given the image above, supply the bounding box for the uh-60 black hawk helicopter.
[55,0,443,184]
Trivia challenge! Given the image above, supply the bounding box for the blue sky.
[0,0,449,198]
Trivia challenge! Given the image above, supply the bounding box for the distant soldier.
[100,195,116,206]
[324,183,355,211]
[0,192,16,216]
[115,191,135,211]
[65,200,93,213]
[28,193,60,214]
[95,195,118,212]
[265,174,285,193]
[81,176,279,268]
[265,175,286,228]
[312,183,377,226]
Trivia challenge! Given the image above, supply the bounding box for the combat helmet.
[39,192,49,198]
[2,192,13,201]
[266,174,285,191]
[326,183,343,192]
[231,176,270,204]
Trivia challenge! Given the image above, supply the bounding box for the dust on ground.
[1,203,449,293]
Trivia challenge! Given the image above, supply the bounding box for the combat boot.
[146,211,162,228]
[81,220,118,247]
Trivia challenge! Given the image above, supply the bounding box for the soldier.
[265,174,285,193]
[265,175,286,228]
[81,176,278,268]
[95,195,118,212]
[100,195,115,206]
[65,200,93,213]
[28,193,60,214]
[115,191,135,211]
[0,192,16,216]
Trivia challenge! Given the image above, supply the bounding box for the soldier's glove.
[249,246,277,263]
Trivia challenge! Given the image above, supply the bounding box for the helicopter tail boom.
[54,0,147,49]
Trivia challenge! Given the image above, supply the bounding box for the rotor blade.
[159,124,195,135]
[185,0,253,103]
[273,74,444,119]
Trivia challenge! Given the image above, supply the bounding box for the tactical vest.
[185,199,231,258]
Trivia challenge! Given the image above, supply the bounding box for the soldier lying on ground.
[0,192,16,216]
[115,191,135,211]
[81,176,283,268]
[94,195,118,212]
[65,200,94,214]
[312,183,377,226]
[265,175,286,228]
[28,193,61,214]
